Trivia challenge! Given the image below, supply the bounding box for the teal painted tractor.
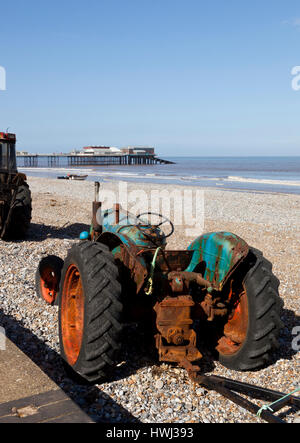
[36,183,283,382]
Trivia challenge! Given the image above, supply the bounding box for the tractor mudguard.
[185,232,249,290]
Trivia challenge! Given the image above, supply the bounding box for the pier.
[17,154,175,168]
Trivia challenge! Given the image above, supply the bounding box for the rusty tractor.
[0,132,32,240]
[36,182,284,386]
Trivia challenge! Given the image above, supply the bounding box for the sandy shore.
[0,176,299,423]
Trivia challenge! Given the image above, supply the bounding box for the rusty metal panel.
[154,296,202,364]
[141,250,194,273]
[186,232,249,289]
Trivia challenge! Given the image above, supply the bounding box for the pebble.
[155,380,164,390]
[196,388,206,396]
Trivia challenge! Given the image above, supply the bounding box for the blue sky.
[0,0,300,156]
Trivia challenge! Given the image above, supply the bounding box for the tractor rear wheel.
[59,241,123,383]
[4,183,32,239]
[216,248,284,371]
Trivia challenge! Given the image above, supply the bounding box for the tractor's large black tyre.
[4,184,32,240]
[218,248,284,371]
[59,241,123,383]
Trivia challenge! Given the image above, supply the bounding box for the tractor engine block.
[154,295,202,365]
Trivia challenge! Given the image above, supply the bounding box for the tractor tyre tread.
[59,241,123,383]
[218,248,284,371]
[4,183,32,239]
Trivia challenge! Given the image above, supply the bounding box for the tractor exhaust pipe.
[114,203,120,224]
[92,182,102,233]
[94,181,100,202]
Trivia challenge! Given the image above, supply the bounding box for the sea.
[18,156,300,195]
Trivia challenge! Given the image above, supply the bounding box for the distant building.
[82,146,110,155]
[121,147,155,155]
[76,146,122,155]
[70,145,155,156]
[69,149,81,155]
[16,150,29,156]
[109,147,123,154]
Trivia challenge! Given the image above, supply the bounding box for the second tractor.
[0,132,32,240]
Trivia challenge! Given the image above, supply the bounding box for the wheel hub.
[61,265,85,366]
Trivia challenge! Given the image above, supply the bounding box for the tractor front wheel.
[216,248,284,371]
[36,255,64,305]
[59,241,123,383]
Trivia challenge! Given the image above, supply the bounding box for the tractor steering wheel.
[136,212,175,241]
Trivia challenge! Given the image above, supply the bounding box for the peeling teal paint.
[101,208,166,249]
[186,232,249,289]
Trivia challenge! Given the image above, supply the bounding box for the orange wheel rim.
[217,288,249,356]
[40,268,59,304]
[61,265,85,366]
